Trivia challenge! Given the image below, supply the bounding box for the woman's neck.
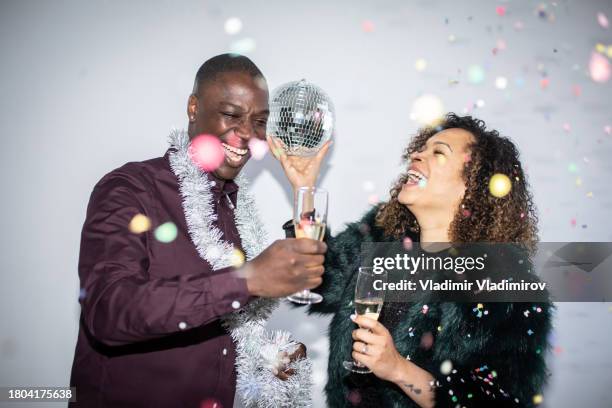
[412,209,453,243]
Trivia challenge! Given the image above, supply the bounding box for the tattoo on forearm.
[401,383,422,394]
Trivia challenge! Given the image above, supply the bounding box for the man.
[69,54,326,407]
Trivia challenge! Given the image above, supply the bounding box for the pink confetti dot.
[361,20,375,33]
[540,78,550,89]
[604,125,611,135]
[496,6,506,16]
[562,123,571,132]
[420,331,434,350]
[589,52,610,83]
[572,85,582,97]
[570,218,577,227]
[189,135,225,172]
[597,12,609,29]
[200,398,223,408]
[403,237,413,251]
[248,138,268,160]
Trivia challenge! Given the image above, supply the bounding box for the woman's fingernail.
[272,367,278,375]
[350,314,356,321]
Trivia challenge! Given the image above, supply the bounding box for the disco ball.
[267,79,335,156]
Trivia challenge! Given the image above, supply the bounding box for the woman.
[269,113,552,407]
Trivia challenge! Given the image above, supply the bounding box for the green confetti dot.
[567,163,578,173]
[451,396,458,402]
[155,222,178,243]
[467,393,473,399]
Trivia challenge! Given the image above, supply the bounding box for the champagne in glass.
[287,187,328,304]
[343,267,387,374]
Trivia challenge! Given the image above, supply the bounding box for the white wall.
[1,0,611,407]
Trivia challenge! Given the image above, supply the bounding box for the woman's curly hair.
[375,113,538,251]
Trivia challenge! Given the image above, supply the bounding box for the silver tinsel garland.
[168,130,312,407]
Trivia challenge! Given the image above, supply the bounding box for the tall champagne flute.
[343,266,387,374]
[287,187,328,304]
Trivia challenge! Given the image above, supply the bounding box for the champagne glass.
[287,186,328,304]
[343,266,387,374]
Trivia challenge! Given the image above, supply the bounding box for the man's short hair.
[192,53,264,94]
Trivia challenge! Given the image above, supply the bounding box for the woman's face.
[398,128,474,214]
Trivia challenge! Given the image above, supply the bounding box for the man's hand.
[273,343,307,381]
[244,238,327,298]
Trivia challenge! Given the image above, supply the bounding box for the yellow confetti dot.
[129,214,151,234]
[596,43,606,53]
[436,154,447,165]
[231,249,245,267]
[477,303,484,309]
[586,192,593,198]
[575,177,582,186]
[532,394,543,405]
[488,173,512,198]
[415,58,427,72]
[607,46,612,58]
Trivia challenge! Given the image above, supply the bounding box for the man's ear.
[187,94,198,122]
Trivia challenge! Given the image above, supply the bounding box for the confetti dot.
[222,348,228,355]
[476,99,485,108]
[231,248,245,267]
[418,178,428,189]
[362,180,375,192]
[224,17,242,35]
[568,163,578,173]
[129,214,151,234]
[462,208,471,218]
[604,125,611,135]
[178,321,188,330]
[420,332,434,350]
[189,134,225,172]
[496,6,506,16]
[415,58,428,72]
[589,52,610,83]
[200,398,223,408]
[347,389,362,404]
[361,20,375,33]
[489,173,512,198]
[79,288,87,300]
[155,222,178,243]
[403,237,413,251]
[231,300,241,309]
[410,94,445,126]
[440,360,453,375]
[468,65,485,84]
[540,78,550,89]
[562,123,571,132]
[597,12,609,29]
[448,34,456,43]
[367,194,379,205]
[248,138,268,160]
[422,304,429,314]
[533,394,543,405]
[527,329,534,336]
[495,76,508,90]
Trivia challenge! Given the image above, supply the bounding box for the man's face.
[187,71,269,180]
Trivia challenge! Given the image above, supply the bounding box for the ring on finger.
[362,344,368,354]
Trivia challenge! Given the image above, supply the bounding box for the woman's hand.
[267,135,332,191]
[350,314,406,383]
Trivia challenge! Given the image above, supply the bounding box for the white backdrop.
[1,0,611,407]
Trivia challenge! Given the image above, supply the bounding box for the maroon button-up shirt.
[69,149,251,408]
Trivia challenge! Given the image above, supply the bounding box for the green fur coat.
[287,206,552,408]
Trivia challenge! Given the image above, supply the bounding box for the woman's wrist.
[390,355,414,385]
